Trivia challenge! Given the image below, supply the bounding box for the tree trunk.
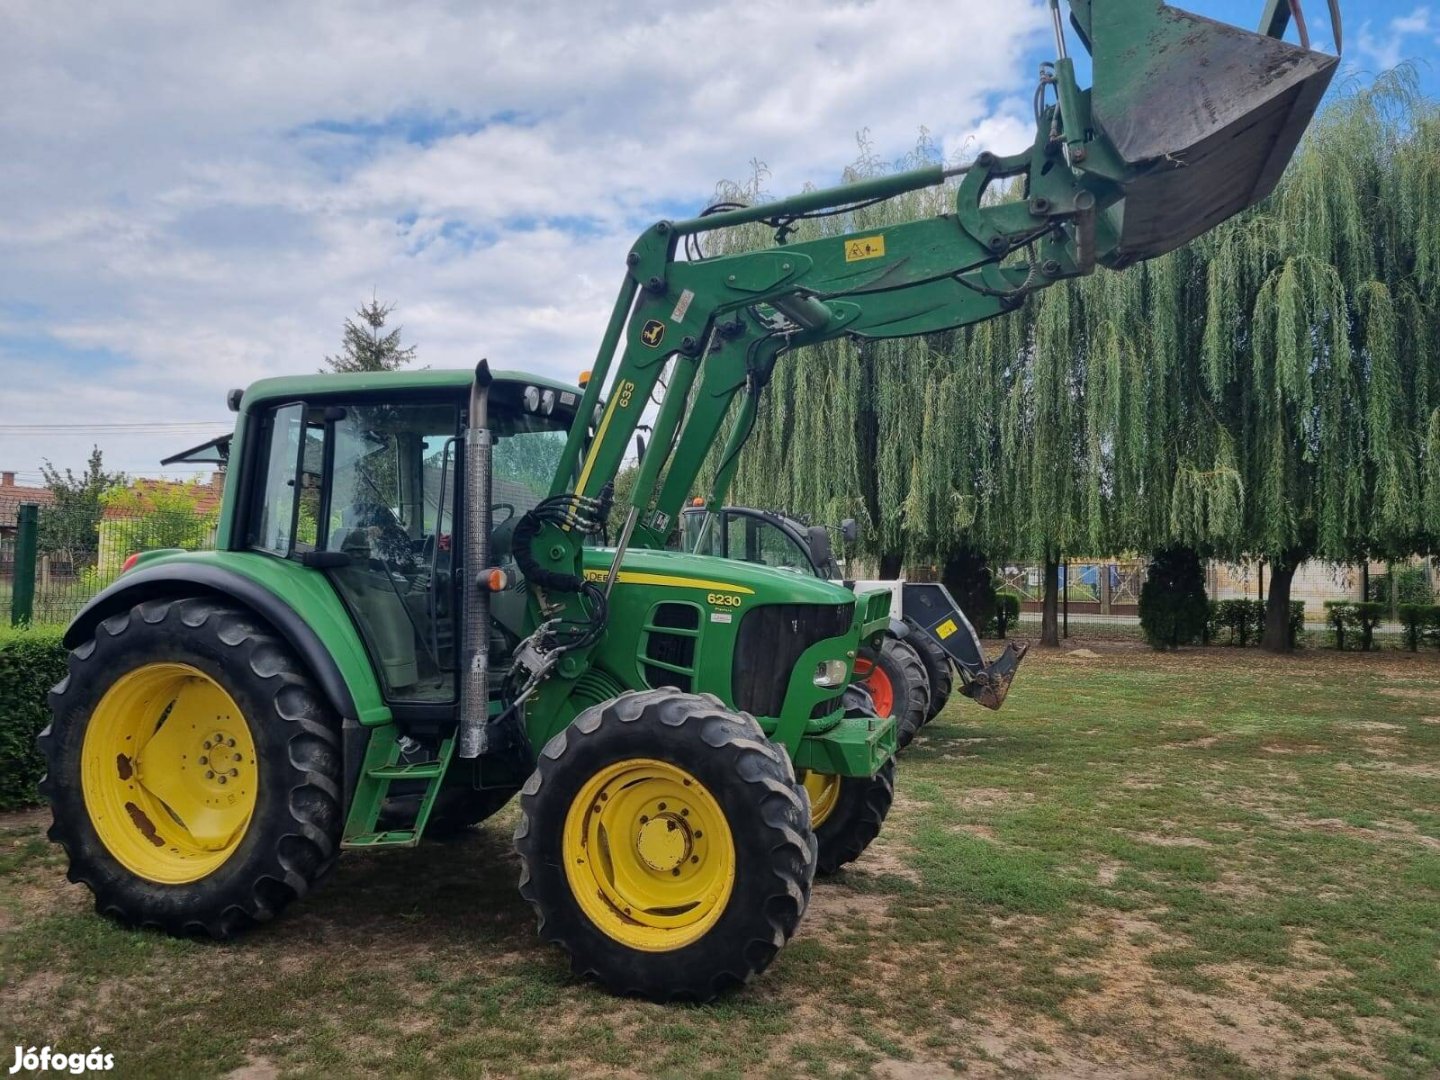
[1261,553,1301,653]
[1040,552,1060,647]
[878,552,904,579]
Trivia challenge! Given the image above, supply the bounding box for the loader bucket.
[959,640,1030,711]
[1078,1,1339,265]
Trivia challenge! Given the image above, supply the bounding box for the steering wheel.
[490,503,516,526]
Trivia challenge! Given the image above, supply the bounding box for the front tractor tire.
[514,689,817,1002]
[902,616,954,722]
[802,759,895,876]
[39,598,343,938]
[856,636,930,749]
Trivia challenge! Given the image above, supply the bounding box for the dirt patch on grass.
[804,885,892,931]
[1378,687,1440,702]
[223,1058,278,1080]
[1126,831,1211,848]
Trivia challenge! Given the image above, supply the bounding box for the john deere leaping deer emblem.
[640,319,665,348]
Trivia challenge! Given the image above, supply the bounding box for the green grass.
[2,643,1437,1078]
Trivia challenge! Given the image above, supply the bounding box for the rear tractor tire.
[38,598,343,938]
[855,636,929,750]
[514,689,817,1002]
[902,616,954,722]
[802,759,895,876]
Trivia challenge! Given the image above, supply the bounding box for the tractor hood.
[581,546,856,607]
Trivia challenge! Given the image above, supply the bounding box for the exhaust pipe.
[458,359,494,759]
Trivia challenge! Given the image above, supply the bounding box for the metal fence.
[3,496,217,627]
[997,559,1149,613]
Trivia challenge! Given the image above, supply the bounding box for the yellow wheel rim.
[81,663,257,885]
[802,770,842,829]
[563,758,735,952]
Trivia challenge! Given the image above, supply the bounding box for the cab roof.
[238,368,582,412]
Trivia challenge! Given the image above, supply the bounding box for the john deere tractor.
[40,0,1336,1001]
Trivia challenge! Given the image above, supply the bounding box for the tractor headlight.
[813,659,848,688]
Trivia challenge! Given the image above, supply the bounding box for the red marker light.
[121,553,141,574]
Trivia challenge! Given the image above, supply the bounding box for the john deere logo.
[640,320,666,348]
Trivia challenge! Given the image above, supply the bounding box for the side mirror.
[840,518,859,544]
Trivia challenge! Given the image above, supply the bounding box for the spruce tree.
[322,296,418,373]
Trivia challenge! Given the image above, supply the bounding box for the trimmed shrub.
[1138,547,1209,650]
[1208,599,1304,648]
[994,593,1021,639]
[0,625,67,810]
[1398,604,1440,651]
[1325,601,1384,650]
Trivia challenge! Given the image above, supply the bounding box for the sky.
[1,1,1435,484]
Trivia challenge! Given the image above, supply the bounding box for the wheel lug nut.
[229,769,238,778]
[202,741,212,750]
[227,738,236,747]
[205,770,215,779]
[657,802,667,811]
[233,753,241,762]
[218,776,227,785]
[198,756,208,765]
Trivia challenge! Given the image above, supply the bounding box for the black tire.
[858,636,929,750]
[514,688,816,1002]
[38,597,343,939]
[902,617,954,721]
[809,759,895,876]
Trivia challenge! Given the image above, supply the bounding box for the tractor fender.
[887,616,909,640]
[64,560,374,726]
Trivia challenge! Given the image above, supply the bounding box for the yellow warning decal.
[582,568,755,595]
[935,618,958,640]
[844,235,886,262]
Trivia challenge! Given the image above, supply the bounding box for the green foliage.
[1139,547,1209,650]
[1207,599,1304,648]
[1324,600,1385,651]
[1397,603,1440,651]
[37,447,124,562]
[322,296,417,373]
[0,625,65,809]
[1369,565,1433,606]
[101,482,218,554]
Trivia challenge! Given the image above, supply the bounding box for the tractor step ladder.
[341,724,455,849]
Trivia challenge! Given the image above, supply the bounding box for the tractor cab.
[681,505,848,580]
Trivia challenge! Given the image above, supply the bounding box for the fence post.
[11,503,38,626]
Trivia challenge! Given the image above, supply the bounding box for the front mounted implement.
[1069,0,1341,265]
[901,583,1028,711]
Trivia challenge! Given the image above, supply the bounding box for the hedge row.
[0,626,66,810]
[1204,599,1306,648]
[1397,604,1440,652]
[1323,601,1387,651]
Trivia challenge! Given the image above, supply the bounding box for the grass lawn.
[2,642,1437,1078]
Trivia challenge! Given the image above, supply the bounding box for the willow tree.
[1194,72,1440,649]
[704,74,1440,652]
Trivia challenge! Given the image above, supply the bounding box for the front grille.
[732,603,852,717]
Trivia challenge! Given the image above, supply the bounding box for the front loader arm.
[524,0,1337,684]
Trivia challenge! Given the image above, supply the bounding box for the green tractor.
[39,0,1335,1001]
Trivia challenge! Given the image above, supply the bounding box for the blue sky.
[1,1,1435,482]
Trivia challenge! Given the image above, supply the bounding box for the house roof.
[100,475,225,520]
[0,481,54,528]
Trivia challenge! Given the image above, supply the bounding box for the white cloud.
[0,0,1050,476]
[1356,6,1435,72]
